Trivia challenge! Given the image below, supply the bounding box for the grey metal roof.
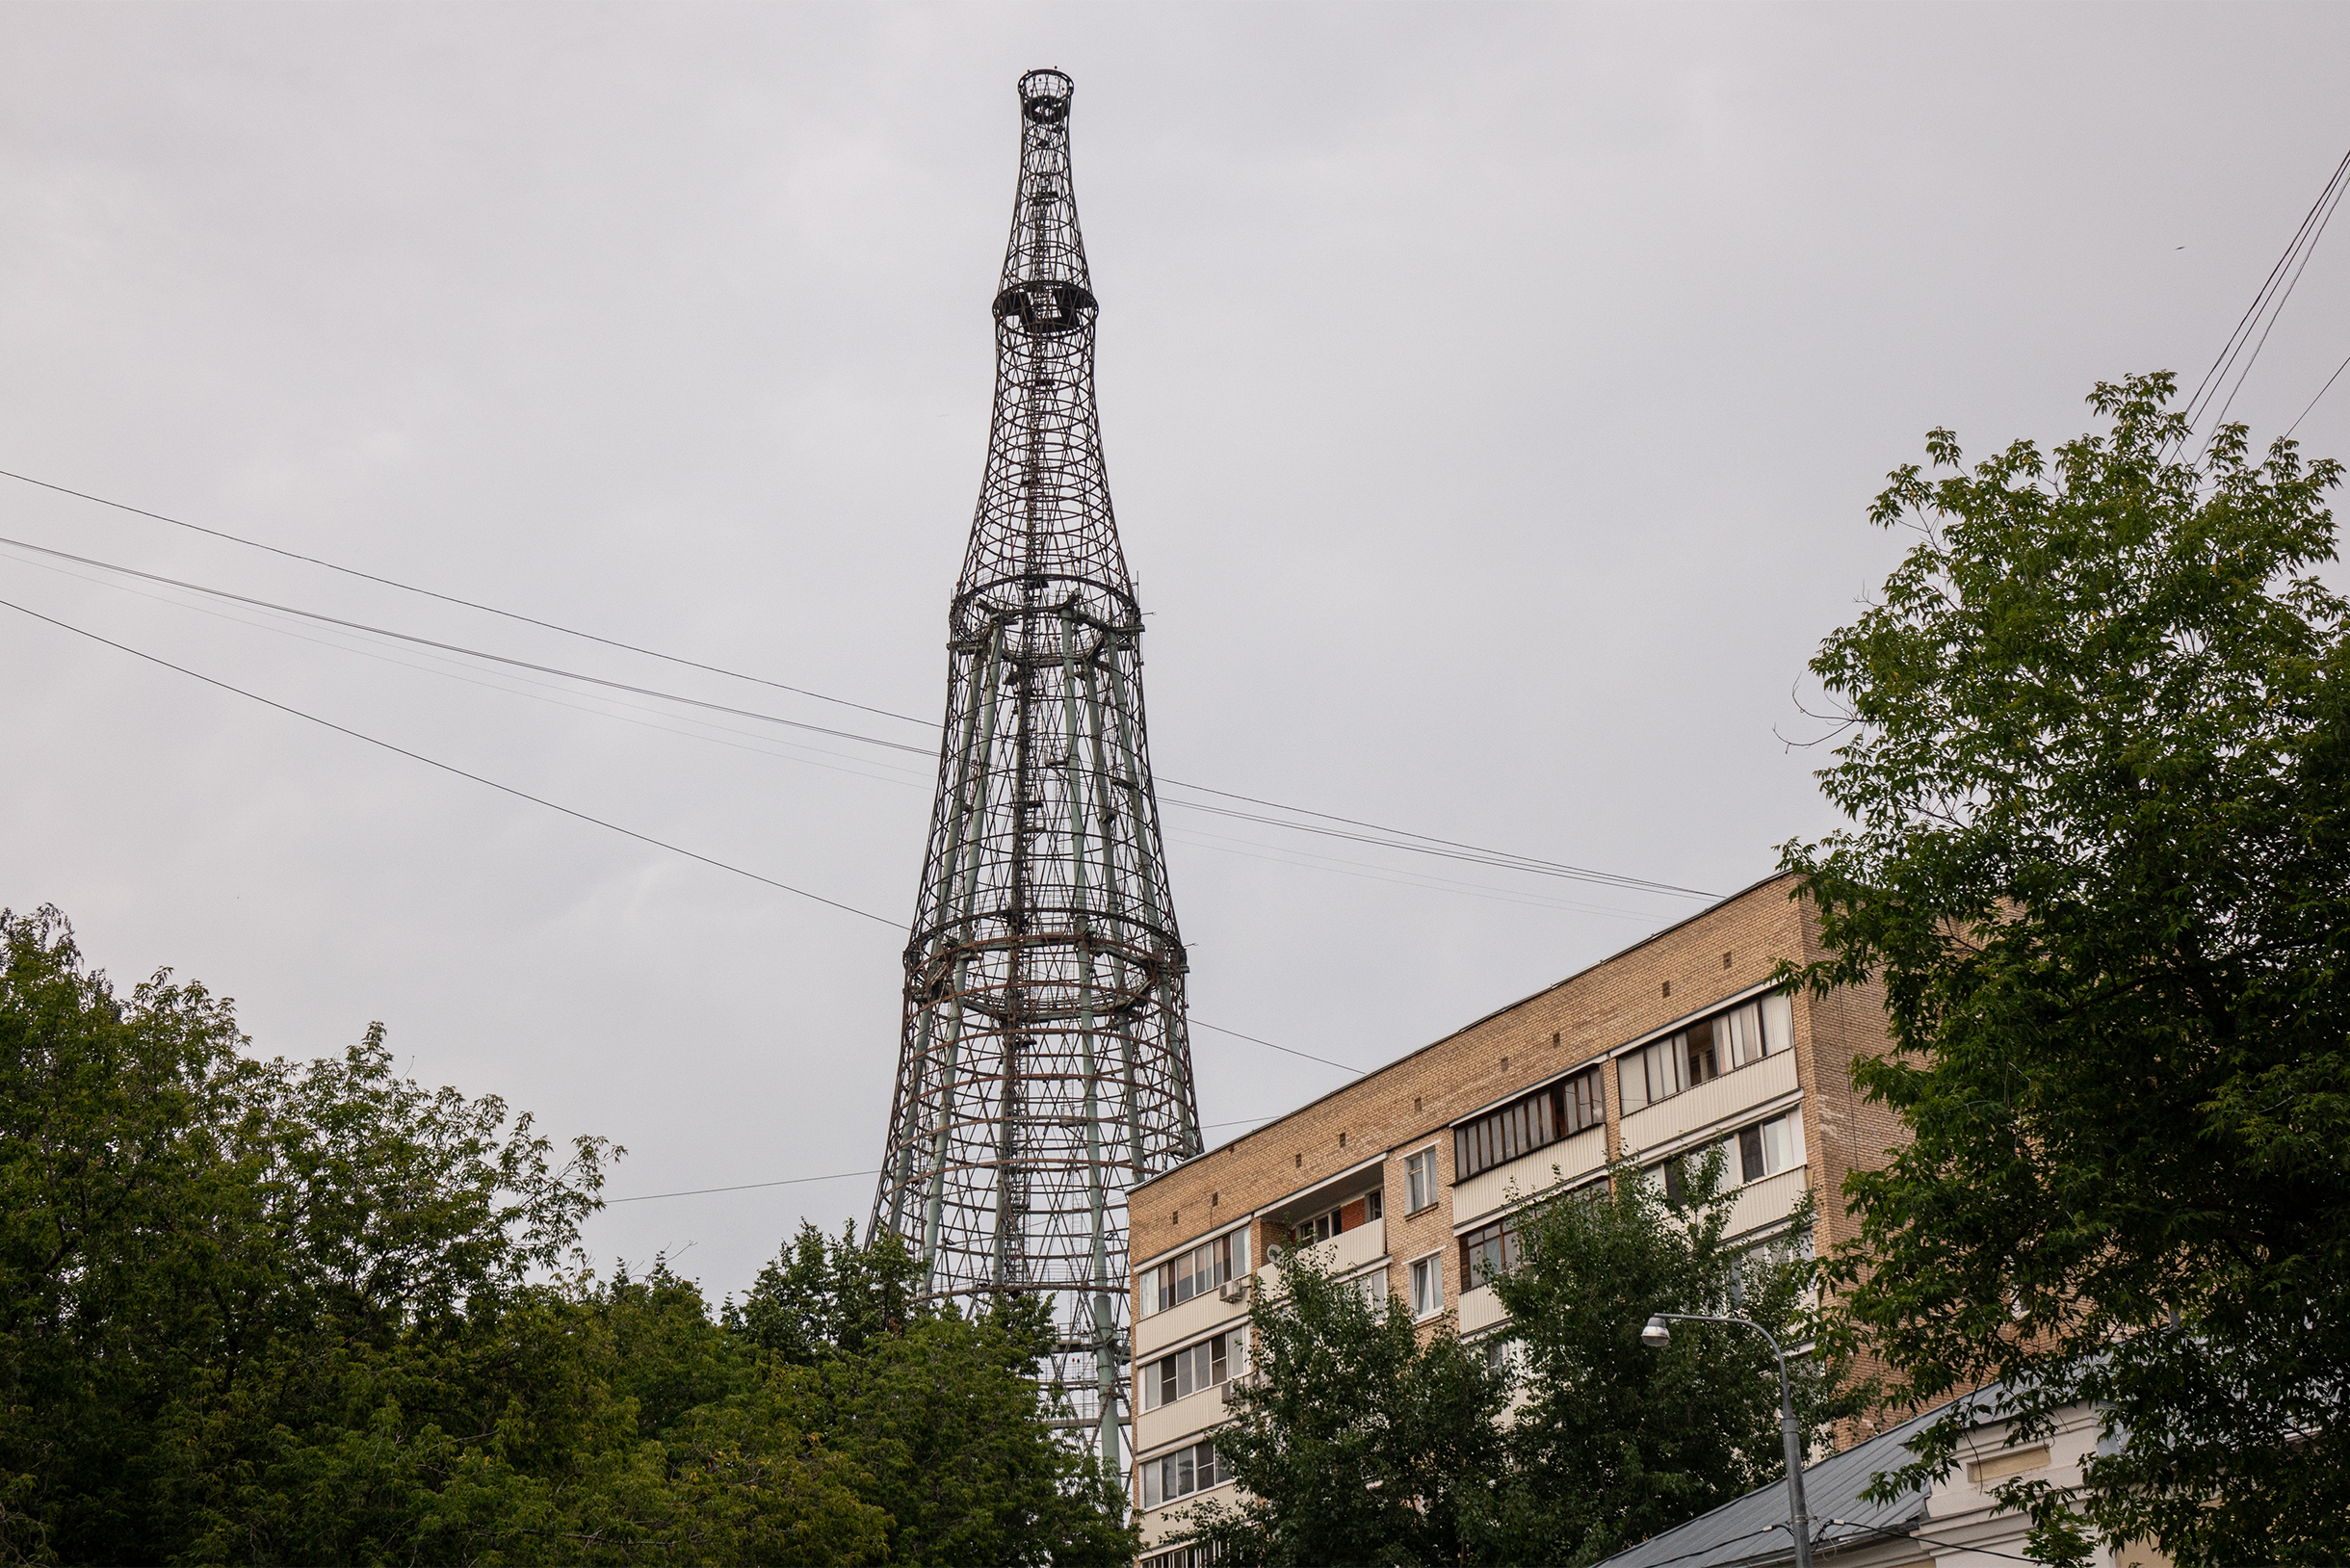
[1588,1399,1957,1568]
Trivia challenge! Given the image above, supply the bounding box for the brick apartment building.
[1125,873,1898,1562]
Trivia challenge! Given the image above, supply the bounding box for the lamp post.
[1642,1313,1813,1568]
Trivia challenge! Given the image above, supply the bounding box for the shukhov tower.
[872,67,1201,1466]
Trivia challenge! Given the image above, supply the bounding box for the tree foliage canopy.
[0,905,1130,1566]
[1489,1153,1852,1565]
[1179,1152,1846,1568]
[1783,374,2350,1565]
[1178,1243,1512,1567]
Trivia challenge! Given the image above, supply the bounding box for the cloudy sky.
[5,2,2346,1297]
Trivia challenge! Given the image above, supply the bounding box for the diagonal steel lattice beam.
[871,66,1202,1476]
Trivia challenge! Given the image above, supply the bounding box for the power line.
[0,515,1712,902]
[0,465,927,729]
[601,1114,1284,1206]
[2285,347,2350,439]
[1821,1517,2046,1567]
[0,592,905,928]
[0,591,1365,1082]
[1165,794,1710,897]
[605,1168,881,1204]
[0,468,1712,901]
[1166,824,1657,920]
[1189,1018,1361,1073]
[6,543,930,787]
[2181,145,2350,442]
[6,534,1659,919]
[2207,161,2349,438]
[0,533,938,756]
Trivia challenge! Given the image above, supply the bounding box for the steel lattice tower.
[872,67,1200,1469]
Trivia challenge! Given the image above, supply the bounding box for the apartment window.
[1566,1066,1605,1136]
[1480,1336,1525,1379]
[1142,1548,1223,1568]
[1364,1187,1384,1221]
[1619,995,1788,1113]
[1142,1441,1222,1508]
[1292,1207,1344,1244]
[1458,1214,1525,1290]
[1737,1111,1807,1183]
[1731,1227,1816,1313]
[1143,1328,1245,1410]
[1404,1147,1438,1213]
[1657,1137,1730,1208]
[1452,1063,1604,1183]
[1409,1254,1443,1319]
[1144,1228,1247,1317]
[1347,1271,1387,1309]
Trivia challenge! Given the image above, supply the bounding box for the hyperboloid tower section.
[871,68,1201,1468]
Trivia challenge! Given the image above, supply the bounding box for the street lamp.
[1641,1313,1813,1568]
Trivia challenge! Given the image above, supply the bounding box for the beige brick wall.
[1131,873,1913,1468]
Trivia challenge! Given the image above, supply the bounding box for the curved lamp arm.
[1643,1312,1814,1568]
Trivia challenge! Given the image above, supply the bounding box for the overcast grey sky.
[5,2,2346,1297]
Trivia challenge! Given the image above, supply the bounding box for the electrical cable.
[1189,1019,1360,1073]
[0,533,936,757]
[0,468,1713,901]
[2285,347,2350,439]
[2180,148,2345,427]
[1,546,932,786]
[601,1114,1282,1205]
[1164,794,1706,895]
[10,524,1703,899]
[2,588,1363,1080]
[1153,779,1712,896]
[1164,824,1655,919]
[26,536,1653,922]
[2180,146,2350,441]
[0,591,906,928]
[0,465,927,728]
[1821,1515,2048,1566]
[3,523,1687,905]
[3,540,1658,917]
[2206,156,2350,440]
[0,533,1706,897]
[605,1168,881,1204]
[1589,1524,1790,1568]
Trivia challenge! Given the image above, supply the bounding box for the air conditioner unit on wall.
[1218,1278,1248,1304]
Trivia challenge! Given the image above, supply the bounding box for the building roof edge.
[1137,869,1801,1196]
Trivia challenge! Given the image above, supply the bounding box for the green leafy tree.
[0,905,1129,1566]
[1,903,252,1563]
[1179,1161,1847,1567]
[1177,1245,1512,1567]
[739,1224,1136,1567]
[1487,1153,1854,1566]
[1783,373,2350,1565]
[734,1219,925,1366]
[170,1265,888,1566]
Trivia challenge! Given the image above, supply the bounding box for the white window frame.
[1407,1250,1445,1320]
[1476,1333,1526,1380]
[1139,1439,1222,1509]
[1403,1144,1440,1214]
[1139,1324,1247,1411]
[1736,1110,1807,1185]
[1340,1267,1387,1309]
[1138,1221,1250,1319]
[1615,985,1796,1114]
